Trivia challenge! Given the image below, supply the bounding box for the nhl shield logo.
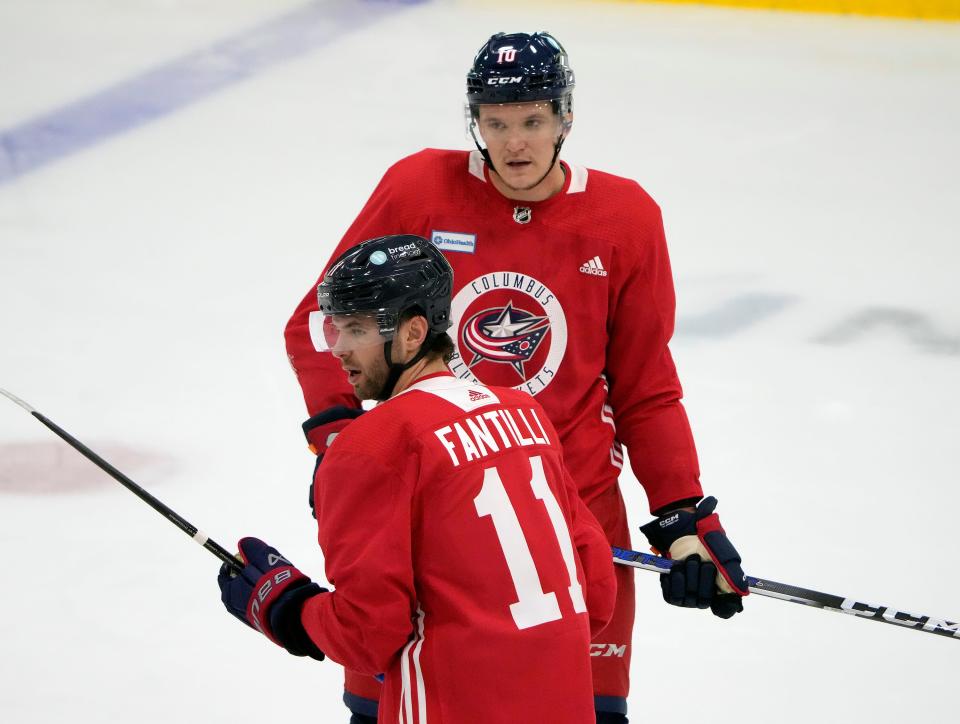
[449,272,568,397]
[513,206,532,224]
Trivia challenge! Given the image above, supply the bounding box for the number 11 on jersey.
[474,455,587,630]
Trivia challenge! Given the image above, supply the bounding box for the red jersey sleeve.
[285,160,409,415]
[605,199,703,513]
[300,447,416,675]
[562,465,617,638]
[529,402,615,637]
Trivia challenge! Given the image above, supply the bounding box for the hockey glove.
[218,537,326,660]
[303,406,364,518]
[639,496,748,619]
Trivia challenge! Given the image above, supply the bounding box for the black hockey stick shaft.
[0,389,242,573]
[613,546,959,641]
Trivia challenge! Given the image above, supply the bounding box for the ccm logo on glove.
[640,496,748,619]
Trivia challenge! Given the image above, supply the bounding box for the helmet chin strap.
[469,122,497,175]
[375,338,432,402]
[470,123,567,194]
[539,132,566,187]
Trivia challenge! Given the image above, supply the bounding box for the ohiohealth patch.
[431,230,477,254]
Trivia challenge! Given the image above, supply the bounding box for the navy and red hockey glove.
[303,406,364,518]
[217,537,326,660]
[639,496,748,619]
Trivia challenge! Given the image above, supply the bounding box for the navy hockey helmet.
[466,32,575,117]
[316,235,453,352]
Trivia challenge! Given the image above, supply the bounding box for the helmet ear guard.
[554,96,574,131]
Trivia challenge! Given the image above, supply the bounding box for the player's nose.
[504,133,526,152]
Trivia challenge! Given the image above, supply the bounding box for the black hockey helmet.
[466,32,575,116]
[316,235,453,349]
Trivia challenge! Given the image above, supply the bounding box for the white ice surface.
[1,1,958,722]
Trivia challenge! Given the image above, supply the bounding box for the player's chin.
[354,377,380,401]
[345,371,364,393]
[500,164,539,188]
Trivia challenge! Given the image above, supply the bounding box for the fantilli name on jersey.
[434,405,551,466]
[449,272,568,397]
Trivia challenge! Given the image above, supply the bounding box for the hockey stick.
[0,388,243,573]
[613,546,959,641]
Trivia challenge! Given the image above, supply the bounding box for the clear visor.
[464,101,565,145]
[309,311,394,353]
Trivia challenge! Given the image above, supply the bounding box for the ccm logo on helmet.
[487,77,523,85]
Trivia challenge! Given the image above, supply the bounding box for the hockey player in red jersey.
[219,236,617,724]
[285,32,748,724]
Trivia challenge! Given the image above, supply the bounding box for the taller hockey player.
[219,236,617,724]
[285,32,748,724]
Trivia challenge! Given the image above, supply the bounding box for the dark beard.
[354,355,389,401]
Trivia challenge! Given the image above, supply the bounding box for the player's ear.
[400,315,429,353]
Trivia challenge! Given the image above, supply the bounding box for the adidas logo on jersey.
[468,389,490,402]
[579,256,608,277]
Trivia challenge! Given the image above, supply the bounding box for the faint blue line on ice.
[676,293,797,338]
[0,0,426,186]
[815,307,960,356]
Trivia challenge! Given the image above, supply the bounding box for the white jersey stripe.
[468,150,486,182]
[413,607,428,724]
[398,679,405,724]
[610,441,624,470]
[401,375,501,412]
[567,163,588,193]
[400,633,417,724]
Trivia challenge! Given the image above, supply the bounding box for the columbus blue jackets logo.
[461,301,551,378]
[450,272,568,397]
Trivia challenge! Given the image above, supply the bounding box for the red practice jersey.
[302,373,617,724]
[287,149,702,513]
